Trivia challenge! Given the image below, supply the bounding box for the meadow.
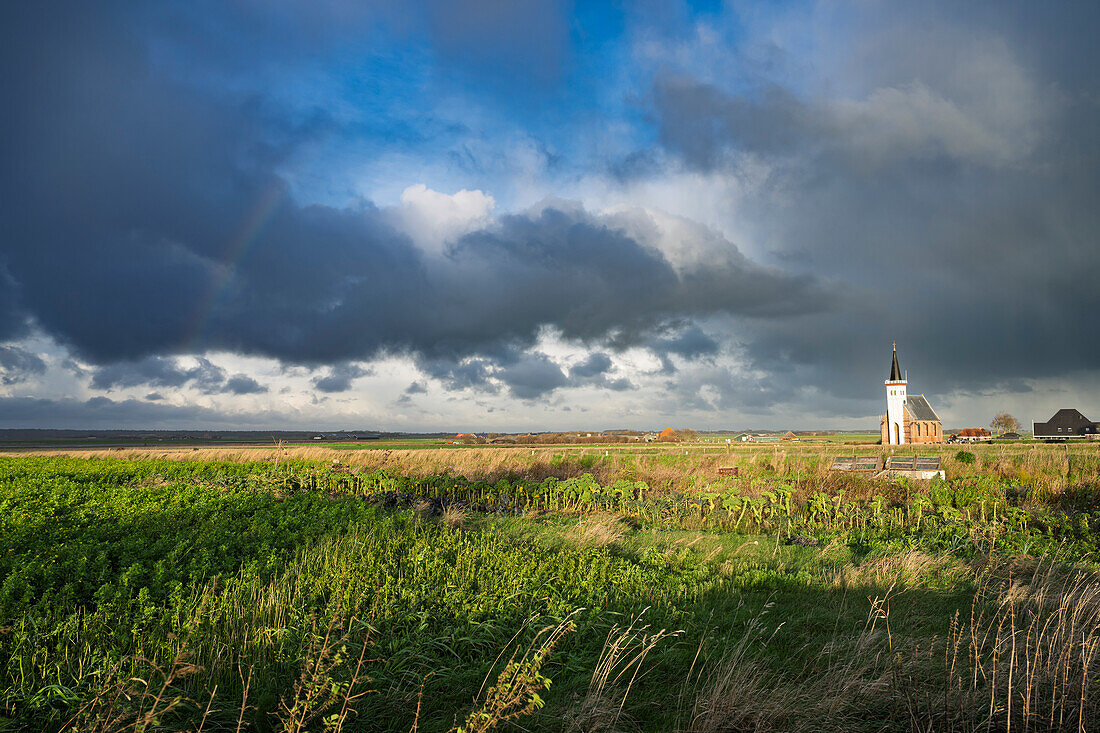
[3,441,1100,731]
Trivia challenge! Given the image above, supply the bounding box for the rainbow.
[183,182,286,350]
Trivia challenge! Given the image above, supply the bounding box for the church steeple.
[884,342,908,444]
[889,341,902,382]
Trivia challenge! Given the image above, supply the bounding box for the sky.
[1,0,1098,432]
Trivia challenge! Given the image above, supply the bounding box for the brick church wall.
[904,417,942,444]
[882,414,943,444]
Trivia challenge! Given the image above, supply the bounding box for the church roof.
[905,394,940,422]
[889,346,902,381]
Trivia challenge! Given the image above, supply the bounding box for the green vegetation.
[3,452,1100,731]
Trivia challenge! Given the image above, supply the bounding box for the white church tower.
[885,342,907,445]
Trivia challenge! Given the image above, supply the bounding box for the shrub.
[955,450,976,465]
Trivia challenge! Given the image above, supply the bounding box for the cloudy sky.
[2,1,1098,431]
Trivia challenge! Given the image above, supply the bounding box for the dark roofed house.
[1033,409,1099,439]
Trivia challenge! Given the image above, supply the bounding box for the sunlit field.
[3,442,1100,731]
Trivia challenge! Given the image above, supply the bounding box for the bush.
[955,450,976,465]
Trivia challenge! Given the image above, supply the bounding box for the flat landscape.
[4,441,1100,731]
[5,3,1100,731]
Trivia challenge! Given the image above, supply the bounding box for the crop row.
[238,466,1100,560]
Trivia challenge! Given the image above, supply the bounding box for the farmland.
[3,442,1100,731]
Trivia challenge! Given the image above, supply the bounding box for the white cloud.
[389,184,496,256]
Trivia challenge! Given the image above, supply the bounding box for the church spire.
[889,342,903,381]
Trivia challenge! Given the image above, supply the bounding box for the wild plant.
[455,615,576,733]
[275,613,374,733]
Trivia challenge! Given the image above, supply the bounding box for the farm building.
[880,344,943,445]
[781,431,798,441]
[1032,409,1099,439]
[953,428,991,442]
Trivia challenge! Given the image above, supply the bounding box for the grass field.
[3,443,1100,731]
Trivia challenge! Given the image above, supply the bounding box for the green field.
[3,448,1100,731]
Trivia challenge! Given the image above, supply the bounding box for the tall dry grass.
[6,441,1098,499]
[572,514,629,549]
[566,611,682,732]
[678,555,1100,732]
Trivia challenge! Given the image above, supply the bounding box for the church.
[880,344,943,444]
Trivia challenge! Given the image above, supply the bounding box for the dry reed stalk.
[681,613,799,733]
[677,557,1100,732]
[442,504,467,530]
[828,550,963,590]
[912,556,1100,730]
[573,514,628,549]
[63,646,204,733]
[566,610,682,732]
[236,663,254,733]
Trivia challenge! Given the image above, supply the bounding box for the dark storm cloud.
[425,0,572,86]
[570,353,612,379]
[311,364,370,393]
[0,267,26,344]
[0,395,289,429]
[224,374,268,395]
[417,350,635,400]
[648,326,719,360]
[0,3,829,383]
[648,2,1100,406]
[419,358,499,393]
[90,357,227,393]
[642,324,719,377]
[653,80,813,170]
[568,353,634,392]
[88,356,266,395]
[154,0,574,89]
[421,206,829,357]
[0,345,46,385]
[496,352,569,400]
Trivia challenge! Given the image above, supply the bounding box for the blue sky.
[1,0,1098,431]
